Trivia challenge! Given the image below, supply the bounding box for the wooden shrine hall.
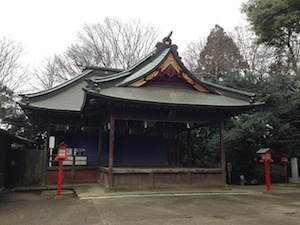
[20,34,260,189]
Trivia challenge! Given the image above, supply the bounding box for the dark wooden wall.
[5,149,44,187]
[101,135,167,167]
[0,135,10,191]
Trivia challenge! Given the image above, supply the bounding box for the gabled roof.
[83,34,258,110]
[86,35,216,94]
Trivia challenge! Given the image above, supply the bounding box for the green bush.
[253,163,285,184]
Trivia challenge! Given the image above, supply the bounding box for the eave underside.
[23,88,255,133]
[82,94,255,129]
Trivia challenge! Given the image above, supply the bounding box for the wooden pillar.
[108,112,115,187]
[220,120,226,185]
[42,126,50,186]
[187,130,192,167]
[97,127,103,166]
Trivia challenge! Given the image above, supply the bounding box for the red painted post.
[56,160,63,197]
[257,148,273,192]
[54,142,69,198]
[264,161,271,192]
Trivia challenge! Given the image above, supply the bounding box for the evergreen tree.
[0,84,33,138]
[196,25,248,83]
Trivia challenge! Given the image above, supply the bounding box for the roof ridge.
[124,47,158,72]
[87,71,132,84]
[83,66,123,73]
[116,48,171,87]
[121,32,178,75]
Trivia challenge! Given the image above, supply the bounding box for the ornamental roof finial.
[163,31,173,45]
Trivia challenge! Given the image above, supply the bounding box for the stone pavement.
[1,184,300,225]
[73,184,262,200]
[12,183,300,199]
[72,183,300,200]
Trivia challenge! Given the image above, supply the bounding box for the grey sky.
[1,0,247,68]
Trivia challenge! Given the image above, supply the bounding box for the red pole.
[283,162,288,183]
[56,160,63,197]
[264,160,271,192]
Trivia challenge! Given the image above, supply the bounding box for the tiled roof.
[84,35,257,108]
[88,84,254,108]
[20,34,260,114]
[20,67,121,111]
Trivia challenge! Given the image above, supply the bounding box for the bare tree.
[74,18,159,69]
[31,54,71,90]
[0,37,30,134]
[182,38,206,73]
[0,37,27,91]
[230,26,276,76]
[32,18,159,90]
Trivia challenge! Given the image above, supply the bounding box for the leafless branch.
[0,37,27,91]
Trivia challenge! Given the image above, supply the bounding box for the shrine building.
[20,34,260,189]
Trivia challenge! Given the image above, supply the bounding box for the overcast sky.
[1,0,248,68]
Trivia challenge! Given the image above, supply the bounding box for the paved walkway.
[2,184,300,225]
[12,183,300,200]
[71,183,298,199]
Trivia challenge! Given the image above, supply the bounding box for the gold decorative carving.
[129,71,159,87]
[160,54,181,74]
[129,79,146,87]
[145,71,159,81]
[128,53,210,93]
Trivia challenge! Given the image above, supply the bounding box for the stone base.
[289,177,300,184]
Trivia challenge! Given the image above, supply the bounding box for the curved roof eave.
[20,103,81,114]
[21,69,93,99]
[86,90,257,113]
[85,85,255,108]
[198,79,256,97]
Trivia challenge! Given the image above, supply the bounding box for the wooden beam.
[115,110,219,124]
[220,120,226,185]
[42,126,50,186]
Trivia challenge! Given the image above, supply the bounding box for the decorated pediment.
[128,53,210,93]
